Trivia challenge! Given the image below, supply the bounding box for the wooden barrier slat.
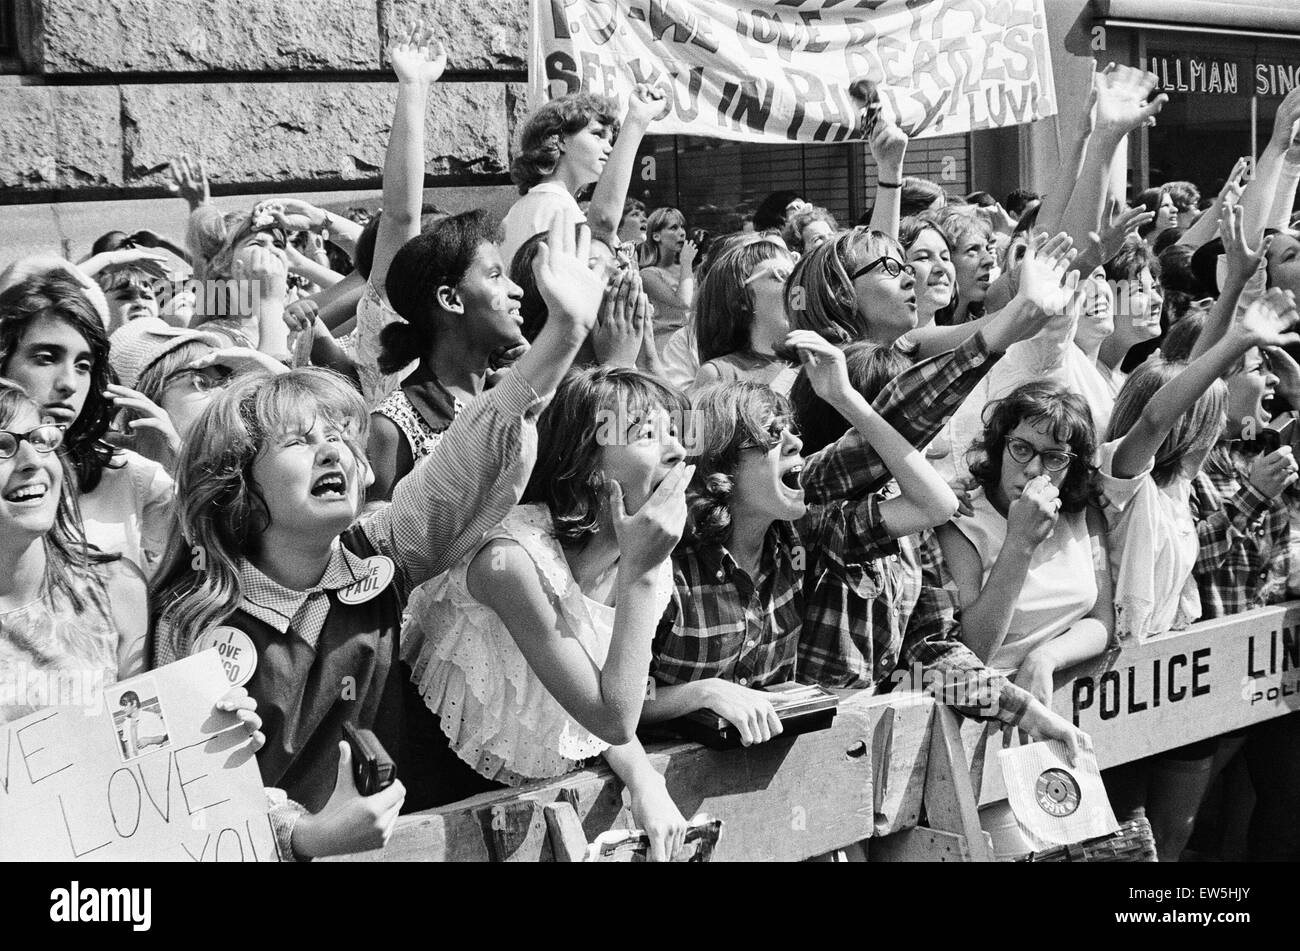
[327,691,933,862]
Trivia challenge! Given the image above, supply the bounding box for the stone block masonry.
[2,0,529,201]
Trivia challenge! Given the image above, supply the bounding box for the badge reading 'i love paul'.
[193,626,258,687]
[337,555,396,605]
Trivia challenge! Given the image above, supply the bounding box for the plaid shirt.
[801,331,1000,505]
[654,521,805,687]
[1190,445,1291,620]
[799,519,1030,727]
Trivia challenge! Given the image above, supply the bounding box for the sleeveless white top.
[401,504,674,785]
[951,487,1097,673]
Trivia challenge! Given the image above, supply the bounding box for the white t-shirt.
[80,449,176,581]
[950,488,1097,673]
[659,323,700,388]
[498,183,586,268]
[1097,439,1199,640]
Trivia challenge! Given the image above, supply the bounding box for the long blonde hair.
[153,368,369,651]
[639,207,686,268]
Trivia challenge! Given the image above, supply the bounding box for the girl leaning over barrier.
[401,364,694,861]
[151,218,605,859]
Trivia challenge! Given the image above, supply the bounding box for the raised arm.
[1189,200,1269,362]
[791,330,956,535]
[867,119,908,239]
[1035,66,1097,236]
[586,84,668,243]
[1179,158,1247,250]
[1240,87,1300,241]
[371,24,447,296]
[1114,289,1300,479]
[1057,65,1166,255]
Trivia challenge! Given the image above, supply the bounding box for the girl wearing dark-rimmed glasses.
[933,380,1114,859]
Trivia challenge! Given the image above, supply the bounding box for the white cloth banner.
[530,0,1058,144]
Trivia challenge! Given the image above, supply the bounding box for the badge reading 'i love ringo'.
[337,555,396,605]
[192,626,258,687]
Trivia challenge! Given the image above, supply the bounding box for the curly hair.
[781,206,839,254]
[523,366,689,546]
[785,227,905,344]
[510,93,620,194]
[684,381,790,545]
[967,381,1099,514]
[0,273,121,493]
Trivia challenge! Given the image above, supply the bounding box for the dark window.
[0,0,14,57]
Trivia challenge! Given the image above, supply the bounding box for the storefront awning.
[1093,0,1300,36]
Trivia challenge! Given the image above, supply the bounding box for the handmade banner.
[0,652,278,862]
[968,602,1300,806]
[530,0,1058,144]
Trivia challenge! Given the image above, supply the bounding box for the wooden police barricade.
[963,601,1300,808]
[327,688,973,862]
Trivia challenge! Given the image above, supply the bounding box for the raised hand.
[1015,231,1081,317]
[869,116,908,172]
[189,346,289,377]
[591,269,644,368]
[1087,198,1155,264]
[1219,199,1270,286]
[80,247,172,281]
[1092,63,1167,136]
[626,81,670,126]
[1271,86,1300,149]
[1231,287,1300,350]
[608,460,693,576]
[785,329,854,407]
[532,217,605,337]
[165,155,210,210]
[106,383,182,459]
[388,21,447,87]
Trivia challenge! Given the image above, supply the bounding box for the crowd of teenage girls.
[6,24,1300,861]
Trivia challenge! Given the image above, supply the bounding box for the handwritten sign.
[0,652,279,862]
[966,602,1300,806]
[530,0,1058,143]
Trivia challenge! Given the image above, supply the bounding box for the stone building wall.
[0,0,531,200]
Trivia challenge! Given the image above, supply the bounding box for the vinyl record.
[1035,767,1082,818]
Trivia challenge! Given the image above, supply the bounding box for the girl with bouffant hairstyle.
[638,333,958,744]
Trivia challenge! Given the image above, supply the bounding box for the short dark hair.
[510,94,620,194]
[120,691,140,707]
[381,210,493,374]
[753,190,803,232]
[1004,188,1041,218]
[1164,181,1201,214]
[967,381,1099,514]
[1103,234,1159,284]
